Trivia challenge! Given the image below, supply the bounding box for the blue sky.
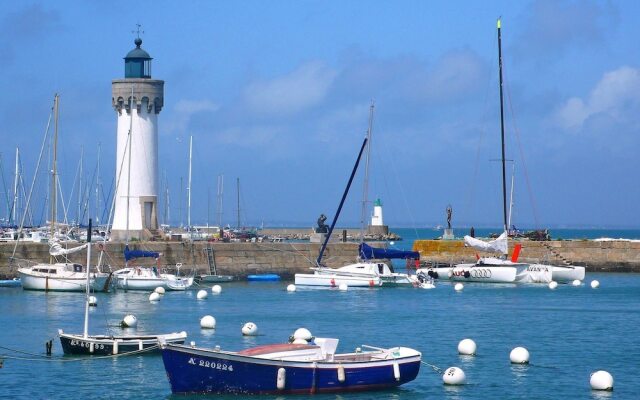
[0,0,638,229]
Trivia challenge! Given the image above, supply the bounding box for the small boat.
[19,262,109,292]
[58,219,187,356]
[160,337,421,394]
[294,273,381,287]
[247,274,281,281]
[113,247,194,291]
[0,278,21,287]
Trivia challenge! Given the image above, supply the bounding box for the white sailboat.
[111,91,192,291]
[58,219,187,355]
[417,19,551,284]
[17,94,109,292]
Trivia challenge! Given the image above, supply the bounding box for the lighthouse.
[110,36,164,241]
[368,198,389,235]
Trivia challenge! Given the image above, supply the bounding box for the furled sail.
[49,239,88,256]
[463,231,508,254]
[359,243,420,260]
[124,245,160,261]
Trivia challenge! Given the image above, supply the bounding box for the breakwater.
[0,241,360,279]
[412,239,640,272]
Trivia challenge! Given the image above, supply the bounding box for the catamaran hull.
[19,272,109,292]
[294,273,382,287]
[417,263,552,284]
[533,264,585,283]
[58,330,187,355]
[161,345,421,394]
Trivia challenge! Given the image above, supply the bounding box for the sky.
[0,0,638,229]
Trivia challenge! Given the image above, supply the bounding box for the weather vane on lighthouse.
[132,23,144,39]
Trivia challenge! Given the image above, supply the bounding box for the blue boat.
[0,278,21,287]
[247,274,281,281]
[160,337,421,394]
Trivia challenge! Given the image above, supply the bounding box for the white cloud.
[244,61,337,116]
[164,99,219,135]
[555,66,640,130]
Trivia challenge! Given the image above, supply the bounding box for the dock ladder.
[205,246,218,275]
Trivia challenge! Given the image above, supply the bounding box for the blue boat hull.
[247,274,281,281]
[161,345,420,394]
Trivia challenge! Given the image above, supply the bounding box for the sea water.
[1,272,638,399]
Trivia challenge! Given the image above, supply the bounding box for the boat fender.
[138,340,143,350]
[89,342,94,353]
[464,271,471,278]
[112,340,119,355]
[277,368,286,390]
[337,365,346,382]
[393,362,401,381]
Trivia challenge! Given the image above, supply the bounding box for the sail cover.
[463,231,508,254]
[49,239,88,256]
[359,243,420,260]
[124,245,159,261]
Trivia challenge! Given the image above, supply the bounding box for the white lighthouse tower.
[110,36,163,241]
[368,198,389,235]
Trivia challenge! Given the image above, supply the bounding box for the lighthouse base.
[367,225,389,235]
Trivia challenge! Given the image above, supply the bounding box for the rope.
[421,360,443,373]
[0,344,160,363]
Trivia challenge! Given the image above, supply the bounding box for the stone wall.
[412,239,640,272]
[0,241,360,279]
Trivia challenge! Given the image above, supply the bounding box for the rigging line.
[0,344,161,363]
[503,74,540,228]
[79,155,100,223]
[10,104,53,261]
[0,154,12,221]
[18,170,35,226]
[65,150,82,224]
[56,174,69,225]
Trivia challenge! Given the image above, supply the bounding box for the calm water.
[1,273,638,399]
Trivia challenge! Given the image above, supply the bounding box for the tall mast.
[83,219,93,339]
[216,174,223,227]
[497,18,508,232]
[125,89,133,245]
[359,101,374,244]
[95,142,101,224]
[78,146,84,225]
[187,135,192,229]
[50,94,59,263]
[236,177,240,229]
[13,147,19,224]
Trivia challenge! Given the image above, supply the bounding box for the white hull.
[531,264,585,283]
[294,273,382,287]
[417,258,552,284]
[312,262,412,286]
[19,270,109,292]
[114,267,193,291]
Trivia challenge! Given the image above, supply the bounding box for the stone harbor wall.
[0,241,360,279]
[412,239,640,272]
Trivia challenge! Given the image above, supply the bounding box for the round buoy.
[442,367,466,385]
[286,284,296,292]
[242,322,258,336]
[121,314,137,328]
[149,292,161,302]
[200,315,216,329]
[293,328,313,342]
[590,370,614,391]
[197,290,208,300]
[591,280,600,289]
[211,285,222,294]
[88,296,97,307]
[338,283,348,291]
[510,347,530,364]
[458,339,477,356]
[154,286,165,295]
[454,283,464,292]
[548,281,558,290]
[572,279,581,286]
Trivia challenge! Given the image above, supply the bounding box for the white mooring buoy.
[442,367,466,385]
[200,315,216,329]
[88,296,98,307]
[211,285,222,294]
[338,283,348,291]
[242,322,258,336]
[454,283,464,292]
[154,286,165,294]
[149,292,161,302]
[197,290,208,300]
[548,281,558,290]
[122,314,138,328]
[510,347,530,364]
[591,280,600,289]
[572,279,581,286]
[458,339,477,356]
[590,370,614,391]
[286,284,296,292]
[292,328,312,342]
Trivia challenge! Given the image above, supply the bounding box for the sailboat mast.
[78,146,84,226]
[187,135,192,229]
[50,94,59,263]
[317,137,368,266]
[83,219,93,339]
[497,18,508,232]
[95,142,101,224]
[236,177,240,229]
[13,147,19,224]
[216,175,223,228]
[359,101,374,244]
